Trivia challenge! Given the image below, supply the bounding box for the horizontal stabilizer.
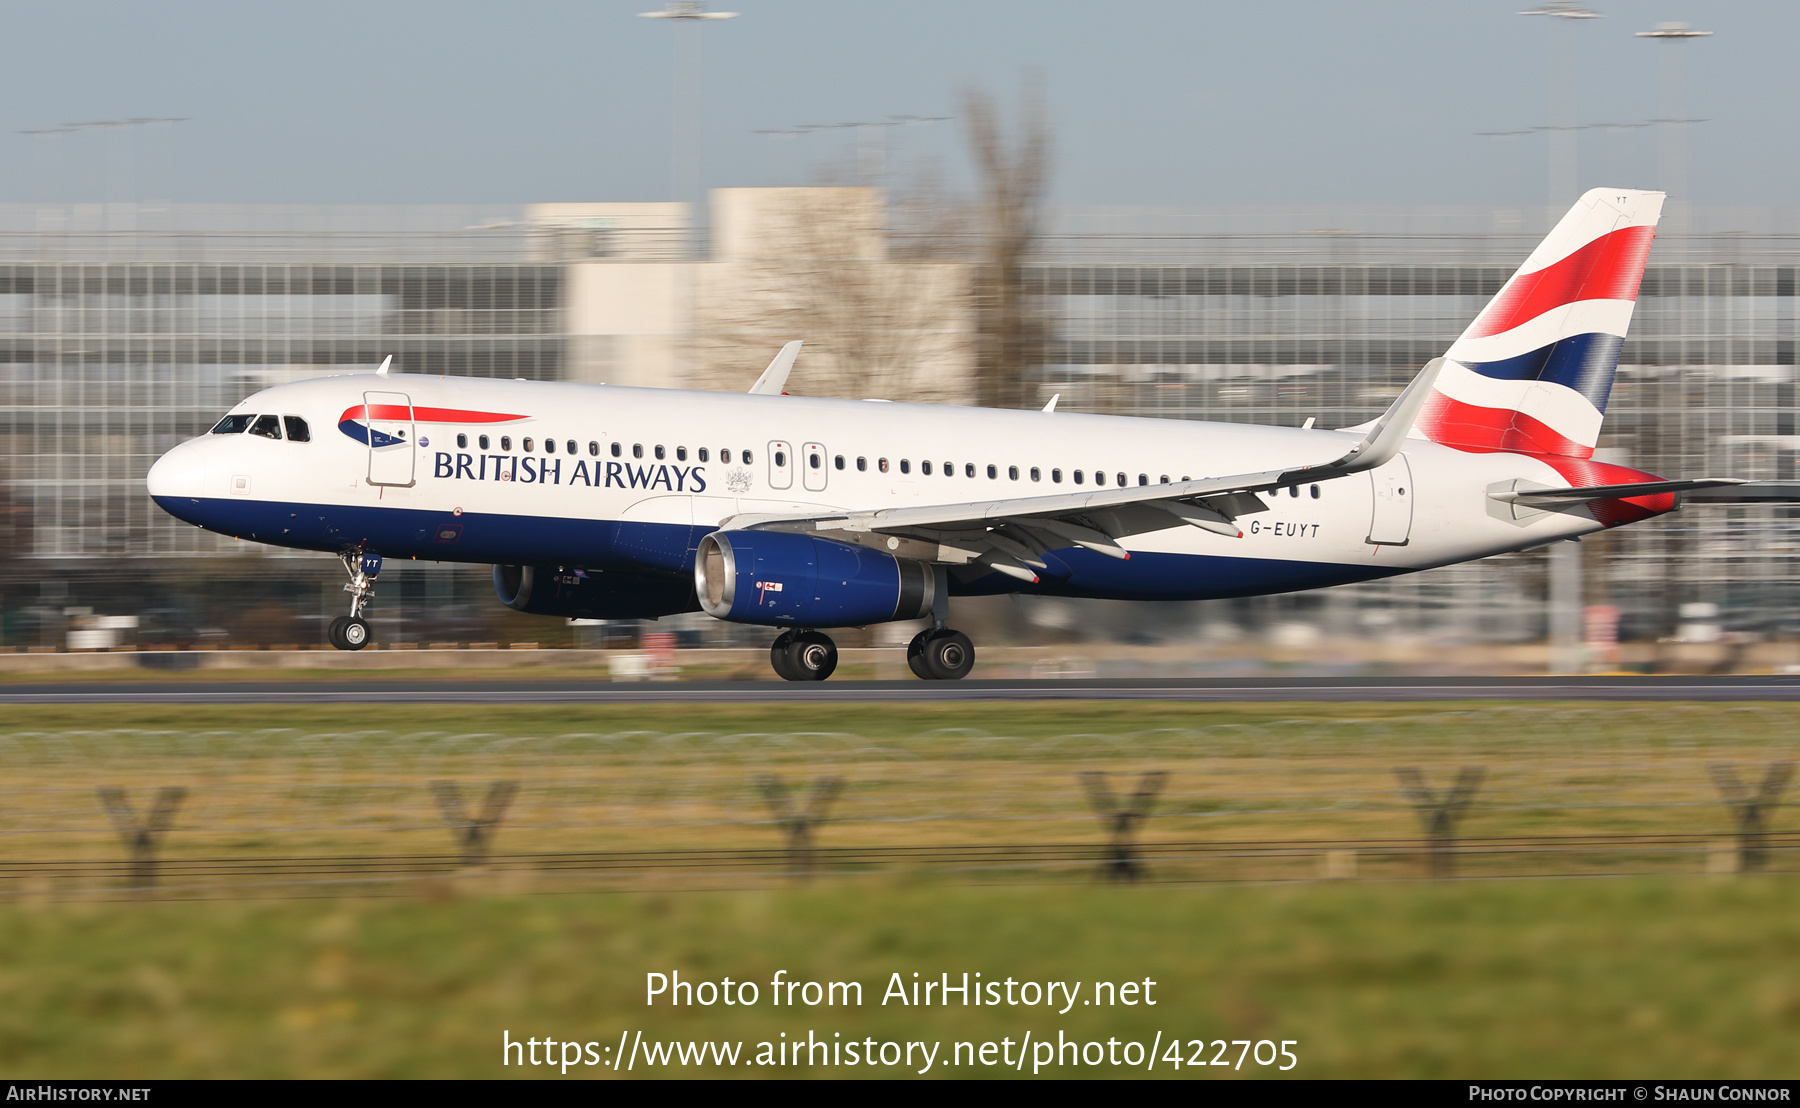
[1491,478,1745,505]
[1680,482,1800,503]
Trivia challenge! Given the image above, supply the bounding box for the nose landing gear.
[328,552,381,651]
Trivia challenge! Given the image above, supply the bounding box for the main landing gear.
[907,627,976,681]
[328,552,381,651]
[765,625,977,682]
[770,629,838,681]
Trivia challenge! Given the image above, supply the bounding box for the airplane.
[146,188,1746,680]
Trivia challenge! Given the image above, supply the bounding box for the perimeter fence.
[0,705,1794,899]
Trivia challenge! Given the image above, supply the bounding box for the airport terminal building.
[1,191,1794,648]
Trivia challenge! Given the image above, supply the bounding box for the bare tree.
[961,81,1053,410]
[693,186,974,405]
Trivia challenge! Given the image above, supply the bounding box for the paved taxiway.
[2,675,1798,704]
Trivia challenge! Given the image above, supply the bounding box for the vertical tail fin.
[1412,188,1664,459]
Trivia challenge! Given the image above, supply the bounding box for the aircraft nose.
[146,442,206,500]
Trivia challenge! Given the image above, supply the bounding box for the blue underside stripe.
[1457,331,1623,411]
[153,495,1401,608]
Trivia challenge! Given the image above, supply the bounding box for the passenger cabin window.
[676,446,687,461]
[284,417,311,443]
[1311,484,1321,499]
[698,447,710,462]
[655,445,665,460]
[1052,469,1062,483]
[1073,470,1084,485]
[742,450,753,464]
[588,441,599,456]
[1138,474,1148,486]
[856,457,866,472]
[966,463,977,478]
[774,450,786,467]
[808,451,821,470]
[834,455,845,470]
[899,459,911,474]
[1118,473,1128,487]
[1008,466,1017,480]
[523,437,535,452]
[544,439,554,454]
[456,433,468,449]
[1160,475,1170,483]
[922,460,933,476]
[567,440,577,456]
[250,414,282,440]
[479,435,490,450]
[501,436,512,451]
[720,449,731,463]
[211,414,253,435]
[633,444,643,459]
[879,458,889,473]
[987,464,997,479]
[611,442,621,457]
[1030,467,1041,482]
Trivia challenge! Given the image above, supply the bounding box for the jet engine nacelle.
[694,531,936,627]
[492,564,698,620]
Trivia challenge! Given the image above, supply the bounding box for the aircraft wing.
[747,341,802,395]
[721,359,1447,582]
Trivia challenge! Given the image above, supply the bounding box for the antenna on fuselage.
[376,355,393,377]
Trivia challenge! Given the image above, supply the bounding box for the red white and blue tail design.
[1413,188,1663,459]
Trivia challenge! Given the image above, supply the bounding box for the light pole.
[1520,2,1601,207]
[639,1,738,240]
[1636,23,1711,231]
[1521,2,1602,674]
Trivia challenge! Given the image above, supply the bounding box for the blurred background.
[0,0,1795,674]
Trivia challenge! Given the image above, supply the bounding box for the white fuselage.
[146,372,1614,604]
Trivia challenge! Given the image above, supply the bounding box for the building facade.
[1,195,1794,645]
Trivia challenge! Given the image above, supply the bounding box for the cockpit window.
[283,416,310,443]
[249,414,282,440]
[211,414,254,435]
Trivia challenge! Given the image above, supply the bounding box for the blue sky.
[1,1,1789,207]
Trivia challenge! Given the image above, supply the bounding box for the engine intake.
[493,564,697,620]
[695,531,935,627]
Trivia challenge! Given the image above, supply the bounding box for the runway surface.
[4,675,1800,704]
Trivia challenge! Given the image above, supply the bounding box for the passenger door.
[363,390,416,487]
[801,441,828,492]
[1366,454,1413,545]
[767,440,793,491]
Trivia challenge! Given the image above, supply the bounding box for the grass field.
[1,877,1797,1078]
[0,701,1795,1079]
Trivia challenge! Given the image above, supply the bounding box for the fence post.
[755,774,844,876]
[1394,767,1484,878]
[1079,771,1168,881]
[430,781,520,867]
[96,787,187,891]
[1708,763,1794,873]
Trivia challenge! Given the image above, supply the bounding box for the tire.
[341,616,372,651]
[327,616,350,651]
[788,630,838,681]
[921,629,975,680]
[769,630,800,681]
[906,629,935,680]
